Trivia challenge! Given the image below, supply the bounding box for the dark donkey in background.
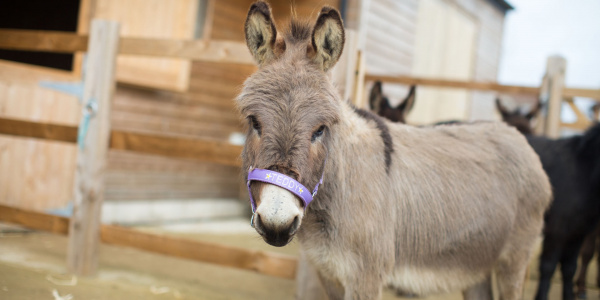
[497,99,600,300]
[368,81,416,123]
[239,2,551,299]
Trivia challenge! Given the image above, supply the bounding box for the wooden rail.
[0,29,254,65]
[0,117,242,167]
[110,131,242,167]
[365,74,600,101]
[0,204,297,279]
[0,118,78,143]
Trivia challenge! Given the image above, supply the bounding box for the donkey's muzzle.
[254,213,300,247]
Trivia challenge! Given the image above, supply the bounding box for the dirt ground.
[1,222,599,300]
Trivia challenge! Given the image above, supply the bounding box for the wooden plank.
[0,118,78,143]
[0,204,69,235]
[365,74,541,95]
[0,117,240,166]
[0,29,88,53]
[564,87,600,100]
[110,131,242,167]
[0,204,297,279]
[101,225,297,279]
[352,50,367,108]
[0,29,254,65]
[67,20,120,276]
[544,56,566,138]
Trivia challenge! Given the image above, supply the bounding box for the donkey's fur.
[238,3,552,299]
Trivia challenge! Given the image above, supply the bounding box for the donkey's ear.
[369,81,383,111]
[526,99,543,120]
[310,6,345,71]
[496,98,510,118]
[398,85,416,117]
[245,1,278,66]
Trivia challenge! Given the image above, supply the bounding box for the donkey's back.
[385,121,551,296]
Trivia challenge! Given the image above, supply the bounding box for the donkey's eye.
[249,116,262,136]
[311,125,326,142]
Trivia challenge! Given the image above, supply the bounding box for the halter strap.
[247,153,327,213]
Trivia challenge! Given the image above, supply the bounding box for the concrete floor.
[1,222,599,300]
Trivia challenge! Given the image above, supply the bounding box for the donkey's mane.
[284,19,312,44]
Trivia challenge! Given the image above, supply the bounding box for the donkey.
[239,3,551,299]
[496,98,542,135]
[497,99,600,300]
[368,81,415,123]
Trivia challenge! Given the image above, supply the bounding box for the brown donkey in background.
[368,81,415,123]
[238,2,552,299]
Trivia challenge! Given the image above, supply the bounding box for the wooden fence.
[1,19,599,279]
[0,20,263,277]
[363,58,600,137]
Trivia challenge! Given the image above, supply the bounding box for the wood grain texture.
[67,20,120,276]
[0,203,297,279]
[0,204,69,234]
[109,131,242,167]
[0,61,79,211]
[0,118,78,143]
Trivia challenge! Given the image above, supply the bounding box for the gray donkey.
[237,2,552,299]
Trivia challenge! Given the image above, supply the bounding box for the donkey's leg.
[296,249,328,300]
[497,254,530,300]
[317,272,345,300]
[576,234,595,299]
[497,228,542,300]
[535,240,562,300]
[462,274,493,300]
[560,241,585,300]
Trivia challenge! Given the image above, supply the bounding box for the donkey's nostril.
[255,213,265,232]
[289,215,300,235]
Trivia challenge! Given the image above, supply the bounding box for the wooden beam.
[0,118,78,143]
[365,74,541,95]
[565,98,592,129]
[0,117,241,167]
[68,20,120,276]
[0,29,88,53]
[351,50,367,108]
[100,225,297,279]
[0,204,69,235]
[0,29,254,65]
[544,56,567,138]
[109,131,242,167]
[564,87,600,100]
[0,204,297,279]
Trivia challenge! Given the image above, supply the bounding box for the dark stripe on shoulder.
[353,107,394,173]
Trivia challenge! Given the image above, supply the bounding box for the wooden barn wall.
[360,0,506,122]
[362,0,419,106]
[0,61,80,210]
[465,0,507,121]
[91,0,198,92]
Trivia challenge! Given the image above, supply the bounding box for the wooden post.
[543,56,567,138]
[68,20,120,276]
[351,50,367,108]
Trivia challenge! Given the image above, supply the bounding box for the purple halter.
[246,155,327,219]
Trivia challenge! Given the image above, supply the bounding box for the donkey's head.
[237,2,345,247]
[496,98,542,135]
[369,81,416,123]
